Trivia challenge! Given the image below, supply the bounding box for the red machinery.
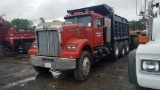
[0,15,35,53]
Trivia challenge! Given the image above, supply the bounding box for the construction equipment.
[129,29,146,49]
[0,15,35,53]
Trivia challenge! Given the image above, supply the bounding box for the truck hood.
[137,41,160,55]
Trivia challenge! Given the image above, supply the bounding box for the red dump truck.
[29,4,130,81]
[0,16,35,53]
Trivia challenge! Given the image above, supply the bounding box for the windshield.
[65,16,92,27]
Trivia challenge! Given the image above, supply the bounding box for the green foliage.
[129,20,142,30]
[39,17,45,23]
[5,19,33,30]
[53,20,59,22]
[5,21,12,28]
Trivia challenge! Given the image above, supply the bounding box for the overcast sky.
[1,0,160,37]
[0,0,159,24]
[0,0,139,22]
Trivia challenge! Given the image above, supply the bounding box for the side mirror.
[136,0,146,16]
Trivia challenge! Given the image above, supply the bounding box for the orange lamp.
[139,36,149,44]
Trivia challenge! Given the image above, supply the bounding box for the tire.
[133,37,139,48]
[136,85,149,90]
[74,51,91,81]
[128,49,137,84]
[33,66,50,74]
[111,42,119,61]
[124,40,129,54]
[119,42,125,57]
[14,45,20,53]
[22,42,32,54]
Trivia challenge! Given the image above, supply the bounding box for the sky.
[0,0,139,23]
[0,0,160,29]
[1,0,160,38]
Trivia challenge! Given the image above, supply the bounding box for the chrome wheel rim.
[126,45,129,52]
[122,47,125,55]
[115,47,119,55]
[82,57,90,75]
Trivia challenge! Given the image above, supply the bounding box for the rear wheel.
[124,40,129,54]
[111,42,119,61]
[33,66,50,74]
[74,51,91,81]
[22,42,32,54]
[119,42,125,57]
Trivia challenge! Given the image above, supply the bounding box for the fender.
[60,38,94,58]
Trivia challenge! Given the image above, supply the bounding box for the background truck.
[129,29,146,49]
[0,15,35,53]
[29,4,130,81]
[128,0,160,89]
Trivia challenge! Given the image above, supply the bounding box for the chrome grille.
[36,30,60,56]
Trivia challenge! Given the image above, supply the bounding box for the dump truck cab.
[64,11,104,49]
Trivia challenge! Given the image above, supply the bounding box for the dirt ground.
[0,52,136,90]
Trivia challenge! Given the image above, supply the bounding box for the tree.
[53,20,59,22]
[129,20,142,30]
[39,17,45,23]
[5,21,12,28]
[5,18,33,30]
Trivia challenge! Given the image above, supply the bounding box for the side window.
[94,19,102,28]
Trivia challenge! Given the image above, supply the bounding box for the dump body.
[0,28,35,45]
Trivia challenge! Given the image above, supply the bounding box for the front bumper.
[137,73,160,89]
[30,55,76,69]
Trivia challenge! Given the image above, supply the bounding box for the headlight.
[67,44,76,50]
[141,60,160,72]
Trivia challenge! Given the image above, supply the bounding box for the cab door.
[93,18,103,46]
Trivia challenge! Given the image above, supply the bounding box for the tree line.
[5,17,46,30]
[129,20,143,30]
[5,19,34,30]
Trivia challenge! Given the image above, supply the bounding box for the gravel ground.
[0,52,136,90]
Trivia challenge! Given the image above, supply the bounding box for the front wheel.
[74,51,91,81]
